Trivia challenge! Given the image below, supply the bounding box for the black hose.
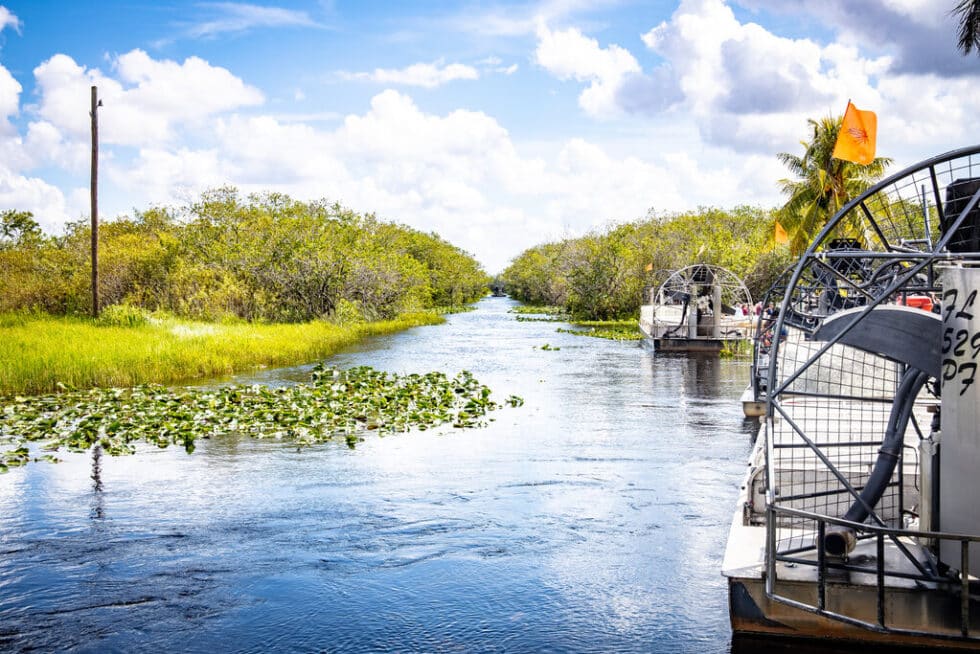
[664,298,690,338]
[824,367,929,556]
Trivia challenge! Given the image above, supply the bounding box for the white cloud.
[340,60,479,88]
[534,22,640,117]
[16,45,769,271]
[0,6,21,34]
[186,2,317,39]
[31,50,263,146]
[635,0,886,152]
[0,166,68,231]
[0,59,21,124]
[0,46,822,272]
[113,147,226,203]
[0,59,68,230]
[476,57,519,75]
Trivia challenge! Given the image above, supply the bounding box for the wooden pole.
[90,85,99,317]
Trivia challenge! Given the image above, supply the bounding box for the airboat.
[724,145,980,649]
[639,264,753,353]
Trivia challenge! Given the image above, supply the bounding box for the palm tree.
[777,115,891,253]
[953,0,980,55]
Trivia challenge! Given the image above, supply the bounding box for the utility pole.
[90,86,101,317]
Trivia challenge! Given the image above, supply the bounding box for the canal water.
[0,297,757,653]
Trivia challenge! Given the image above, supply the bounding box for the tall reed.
[0,311,443,396]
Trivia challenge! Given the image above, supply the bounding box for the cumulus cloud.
[0,56,68,231]
[534,23,641,117]
[640,0,980,160]
[736,0,973,77]
[2,47,787,271]
[632,0,887,152]
[339,60,479,88]
[0,168,68,230]
[31,50,263,145]
[0,59,21,124]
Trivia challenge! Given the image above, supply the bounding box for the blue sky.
[0,0,977,271]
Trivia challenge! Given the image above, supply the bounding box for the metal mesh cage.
[765,146,980,557]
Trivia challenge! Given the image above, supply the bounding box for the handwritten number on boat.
[942,288,980,395]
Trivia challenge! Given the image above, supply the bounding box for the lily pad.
[0,364,520,466]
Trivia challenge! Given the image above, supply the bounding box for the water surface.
[0,297,756,652]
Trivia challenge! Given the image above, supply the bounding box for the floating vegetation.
[0,364,523,470]
[720,338,752,358]
[538,343,561,351]
[508,305,564,315]
[556,321,643,341]
[509,305,570,322]
[515,315,566,322]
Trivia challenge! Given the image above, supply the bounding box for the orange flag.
[832,101,877,165]
[774,220,789,245]
[644,262,654,272]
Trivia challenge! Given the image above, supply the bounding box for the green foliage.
[508,305,564,315]
[0,311,445,396]
[0,364,519,467]
[777,115,891,253]
[557,320,644,341]
[720,339,752,358]
[95,304,152,328]
[954,0,980,55]
[500,242,570,307]
[0,189,489,324]
[502,206,777,320]
[0,210,42,247]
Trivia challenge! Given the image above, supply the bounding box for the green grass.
[557,320,644,341]
[508,305,565,315]
[0,311,444,396]
[719,338,753,358]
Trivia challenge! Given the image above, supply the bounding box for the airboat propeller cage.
[764,146,980,574]
[649,264,751,339]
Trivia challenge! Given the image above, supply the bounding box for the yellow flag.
[832,101,877,165]
[774,220,790,245]
[644,262,653,272]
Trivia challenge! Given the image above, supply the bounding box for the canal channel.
[0,297,756,653]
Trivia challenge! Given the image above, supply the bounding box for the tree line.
[502,113,896,320]
[501,206,794,320]
[0,187,489,323]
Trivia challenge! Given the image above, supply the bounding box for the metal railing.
[766,504,980,640]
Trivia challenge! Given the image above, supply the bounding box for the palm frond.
[953,0,980,55]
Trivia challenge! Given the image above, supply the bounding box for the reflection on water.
[0,298,766,653]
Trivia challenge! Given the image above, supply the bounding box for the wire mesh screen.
[769,339,906,552]
[762,147,980,558]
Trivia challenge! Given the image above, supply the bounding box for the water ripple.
[0,298,752,653]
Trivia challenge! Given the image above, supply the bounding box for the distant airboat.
[639,264,753,353]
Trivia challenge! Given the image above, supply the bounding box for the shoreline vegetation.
[509,305,643,341]
[501,206,792,322]
[0,309,448,397]
[0,187,491,397]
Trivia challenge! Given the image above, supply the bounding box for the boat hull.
[729,576,980,650]
[740,386,765,417]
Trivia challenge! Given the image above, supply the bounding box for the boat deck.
[725,400,980,649]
